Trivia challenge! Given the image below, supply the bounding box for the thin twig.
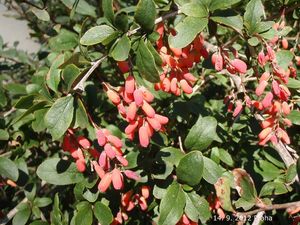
[236,200,300,217]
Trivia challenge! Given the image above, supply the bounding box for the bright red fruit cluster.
[253,21,295,145]
[105,75,169,148]
[154,23,208,95]
[111,186,150,224]
[62,129,139,193]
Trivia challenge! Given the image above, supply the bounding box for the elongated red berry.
[230,59,247,74]
[262,92,273,108]
[124,170,140,180]
[139,126,150,147]
[125,76,135,94]
[92,161,105,179]
[255,80,268,96]
[107,135,122,149]
[98,173,112,192]
[233,100,243,117]
[77,136,91,149]
[282,38,288,49]
[282,102,290,115]
[107,90,121,105]
[141,101,155,118]
[76,160,86,172]
[96,129,107,146]
[133,89,143,106]
[259,127,272,140]
[112,168,124,190]
[146,117,161,131]
[180,79,193,94]
[117,61,130,73]
[154,114,169,125]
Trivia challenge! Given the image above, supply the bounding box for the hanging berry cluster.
[62,129,139,192]
[105,75,169,148]
[154,23,208,95]
[112,186,151,225]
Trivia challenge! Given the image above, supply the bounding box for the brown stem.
[235,200,300,217]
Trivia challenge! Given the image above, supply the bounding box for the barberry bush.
[1,0,300,224]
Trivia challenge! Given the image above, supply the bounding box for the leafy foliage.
[0,0,300,224]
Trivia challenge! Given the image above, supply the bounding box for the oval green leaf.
[37,158,84,185]
[176,151,203,186]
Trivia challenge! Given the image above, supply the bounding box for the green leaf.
[184,192,211,223]
[244,0,264,34]
[180,2,208,17]
[0,129,9,141]
[75,203,93,225]
[211,15,243,32]
[169,17,208,49]
[45,96,74,140]
[32,109,49,132]
[0,87,7,107]
[276,50,293,70]
[202,156,222,184]
[176,151,203,186]
[0,157,19,181]
[50,194,63,225]
[33,198,52,208]
[247,37,260,46]
[37,158,84,185]
[110,35,131,61]
[74,98,89,129]
[12,203,31,225]
[146,41,163,66]
[102,0,114,24]
[31,7,50,21]
[60,0,96,17]
[29,221,49,225]
[62,64,81,92]
[158,182,186,225]
[134,0,156,31]
[209,0,241,11]
[184,116,218,151]
[254,160,283,181]
[159,147,184,167]
[80,25,116,46]
[14,94,36,109]
[136,39,160,83]
[49,29,78,51]
[285,164,296,183]
[287,110,300,126]
[233,168,257,202]
[259,182,291,196]
[215,176,234,211]
[93,201,113,225]
[46,54,64,92]
[287,78,300,89]
[218,148,234,167]
[254,21,274,33]
[12,101,48,125]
